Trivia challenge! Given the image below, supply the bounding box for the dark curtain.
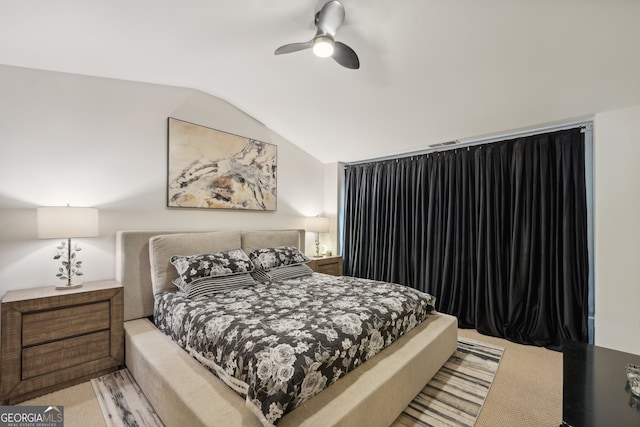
[343,128,589,349]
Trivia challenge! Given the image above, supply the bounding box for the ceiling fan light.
[313,37,335,58]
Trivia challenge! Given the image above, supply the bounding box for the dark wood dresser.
[307,256,343,276]
[562,341,640,427]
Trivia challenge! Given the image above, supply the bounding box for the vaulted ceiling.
[1,0,639,163]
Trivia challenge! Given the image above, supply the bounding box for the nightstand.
[307,256,343,276]
[0,280,124,404]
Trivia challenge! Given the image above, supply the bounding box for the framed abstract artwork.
[167,118,277,210]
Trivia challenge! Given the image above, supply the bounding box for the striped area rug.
[92,338,502,427]
[392,338,504,427]
[91,369,164,427]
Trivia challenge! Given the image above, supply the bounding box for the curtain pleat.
[342,128,588,349]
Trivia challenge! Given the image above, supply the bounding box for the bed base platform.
[125,313,456,427]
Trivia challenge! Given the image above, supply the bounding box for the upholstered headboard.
[115,229,305,321]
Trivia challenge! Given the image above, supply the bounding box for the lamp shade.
[37,207,99,239]
[306,216,329,233]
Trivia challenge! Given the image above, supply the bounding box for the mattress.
[154,273,437,426]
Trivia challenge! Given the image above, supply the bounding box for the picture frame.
[167,117,277,210]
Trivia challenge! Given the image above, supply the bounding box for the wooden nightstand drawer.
[22,331,111,379]
[23,301,110,346]
[307,256,343,276]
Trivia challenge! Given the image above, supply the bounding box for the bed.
[116,229,457,427]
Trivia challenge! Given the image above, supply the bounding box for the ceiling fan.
[274,0,360,70]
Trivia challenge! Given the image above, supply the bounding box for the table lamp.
[37,206,99,290]
[306,216,329,257]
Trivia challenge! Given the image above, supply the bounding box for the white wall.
[321,162,339,256]
[0,65,326,294]
[2,65,639,356]
[594,104,640,355]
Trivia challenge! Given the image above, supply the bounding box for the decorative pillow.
[170,248,254,286]
[248,246,310,271]
[173,273,256,298]
[149,231,242,296]
[251,264,314,282]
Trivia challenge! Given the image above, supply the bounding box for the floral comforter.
[154,273,436,426]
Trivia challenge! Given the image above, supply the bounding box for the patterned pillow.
[251,264,314,282]
[248,246,310,271]
[170,248,254,285]
[172,273,256,298]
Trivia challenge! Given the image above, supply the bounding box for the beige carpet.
[458,329,563,427]
[20,328,562,427]
[19,381,107,427]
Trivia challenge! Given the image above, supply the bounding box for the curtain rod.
[343,118,593,166]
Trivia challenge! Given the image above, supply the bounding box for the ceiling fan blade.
[274,40,313,55]
[316,0,345,37]
[332,41,359,69]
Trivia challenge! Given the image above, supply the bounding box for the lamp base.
[56,283,83,290]
[315,233,320,257]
